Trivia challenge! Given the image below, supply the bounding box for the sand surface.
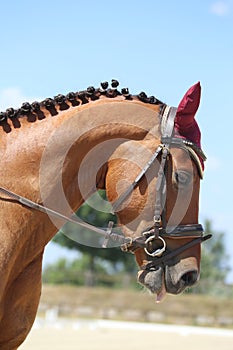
[19,319,233,350]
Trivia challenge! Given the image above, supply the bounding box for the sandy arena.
[19,319,233,350]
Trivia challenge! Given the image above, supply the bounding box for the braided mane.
[0,80,163,128]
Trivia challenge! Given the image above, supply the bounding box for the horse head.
[105,82,207,301]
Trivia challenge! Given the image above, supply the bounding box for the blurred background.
[1,1,233,346]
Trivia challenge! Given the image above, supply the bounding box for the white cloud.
[210,1,231,16]
[0,87,41,111]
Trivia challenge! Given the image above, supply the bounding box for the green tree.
[42,256,112,286]
[52,190,137,286]
[190,219,231,295]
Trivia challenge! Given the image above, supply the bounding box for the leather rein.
[0,105,211,269]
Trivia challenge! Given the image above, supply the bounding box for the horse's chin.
[137,267,167,303]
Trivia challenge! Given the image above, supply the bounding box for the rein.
[0,186,126,246]
[0,104,211,268]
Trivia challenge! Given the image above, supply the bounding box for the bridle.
[0,105,211,269]
[110,105,211,269]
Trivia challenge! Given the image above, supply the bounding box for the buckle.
[120,237,133,252]
[102,221,114,248]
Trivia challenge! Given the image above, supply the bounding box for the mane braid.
[0,80,164,126]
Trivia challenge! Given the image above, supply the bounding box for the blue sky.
[0,0,233,281]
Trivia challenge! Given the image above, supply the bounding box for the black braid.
[0,80,164,125]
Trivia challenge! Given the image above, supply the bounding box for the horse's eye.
[174,171,192,187]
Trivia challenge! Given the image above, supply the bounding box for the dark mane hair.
[0,80,163,125]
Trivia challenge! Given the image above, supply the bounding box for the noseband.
[0,105,211,267]
[112,106,211,269]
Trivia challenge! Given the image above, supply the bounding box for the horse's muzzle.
[137,256,199,297]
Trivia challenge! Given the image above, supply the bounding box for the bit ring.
[144,235,166,257]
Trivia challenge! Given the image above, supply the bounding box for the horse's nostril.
[181,270,198,286]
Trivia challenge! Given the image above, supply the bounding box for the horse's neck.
[40,99,161,212]
[1,98,161,237]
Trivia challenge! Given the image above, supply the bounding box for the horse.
[0,79,210,349]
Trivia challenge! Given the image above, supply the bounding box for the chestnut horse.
[0,80,209,349]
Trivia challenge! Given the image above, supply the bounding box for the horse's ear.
[176,82,201,128]
[174,82,202,152]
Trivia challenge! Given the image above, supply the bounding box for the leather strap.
[0,186,125,244]
[153,107,177,233]
[141,234,212,270]
[161,107,177,139]
[121,224,206,253]
[111,144,164,213]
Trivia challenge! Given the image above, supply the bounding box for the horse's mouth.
[137,257,199,302]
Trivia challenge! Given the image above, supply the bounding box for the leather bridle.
[110,105,211,269]
[0,105,211,268]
